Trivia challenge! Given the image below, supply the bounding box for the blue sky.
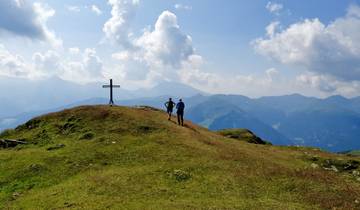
[1,0,360,97]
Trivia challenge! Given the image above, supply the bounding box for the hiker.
[164,98,176,120]
[176,99,185,126]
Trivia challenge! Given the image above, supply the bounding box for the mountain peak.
[325,95,349,102]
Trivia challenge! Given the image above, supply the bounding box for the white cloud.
[56,48,104,83]
[107,9,287,96]
[69,47,80,55]
[296,73,337,93]
[111,50,149,81]
[266,2,283,15]
[108,10,201,84]
[254,5,360,82]
[102,2,342,97]
[33,50,62,77]
[0,44,28,78]
[179,55,208,85]
[33,3,63,49]
[266,21,280,37]
[296,73,360,96]
[135,11,195,70]
[68,4,102,16]
[91,5,102,16]
[266,68,279,81]
[112,51,130,61]
[83,48,103,77]
[180,68,293,97]
[0,1,62,48]
[103,0,139,47]
[66,5,81,12]
[174,4,192,11]
[1,47,105,83]
[348,4,360,17]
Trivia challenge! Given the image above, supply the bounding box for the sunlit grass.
[0,105,359,209]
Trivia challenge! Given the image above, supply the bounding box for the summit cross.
[102,79,120,106]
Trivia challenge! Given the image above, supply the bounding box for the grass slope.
[343,150,360,157]
[0,105,360,209]
[217,129,272,145]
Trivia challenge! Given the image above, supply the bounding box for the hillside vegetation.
[342,150,360,157]
[0,105,360,209]
[217,129,272,145]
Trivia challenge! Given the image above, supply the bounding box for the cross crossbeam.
[102,79,120,106]
[102,85,120,88]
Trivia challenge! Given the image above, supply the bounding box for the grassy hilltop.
[0,105,360,209]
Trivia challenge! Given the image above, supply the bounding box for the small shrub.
[58,121,79,135]
[137,125,157,134]
[16,119,41,131]
[67,116,78,122]
[47,144,65,151]
[168,169,191,182]
[79,132,95,140]
[33,130,52,146]
[218,129,272,145]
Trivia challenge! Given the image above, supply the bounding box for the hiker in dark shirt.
[176,99,185,126]
[164,98,176,120]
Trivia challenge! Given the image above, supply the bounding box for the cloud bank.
[254,4,360,95]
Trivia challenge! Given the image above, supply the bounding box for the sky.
[1,0,360,98]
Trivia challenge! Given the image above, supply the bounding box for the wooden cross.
[102,79,120,106]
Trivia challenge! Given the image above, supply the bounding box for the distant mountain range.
[184,94,360,151]
[120,94,360,152]
[1,90,360,152]
[0,76,204,118]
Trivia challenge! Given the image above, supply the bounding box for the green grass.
[217,128,272,145]
[0,105,360,209]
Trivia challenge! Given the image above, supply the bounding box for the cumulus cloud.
[82,48,103,77]
[0,1,62,48]
[49,48,104,83]
[0,47,105,83]
[266,2,283,15]
[103,0,139,47]
[266,21,280,37]
[102,1,199,84]
[296,72,360,96]
[111,51,149,80]
[33,50,62,77]
[254,5,360,83]
[0,44,28,77]
[103,3,303,96]
[296,73,337,93]
[136,11,195,69]
[107,9,202,83]
[91,5,102,16]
